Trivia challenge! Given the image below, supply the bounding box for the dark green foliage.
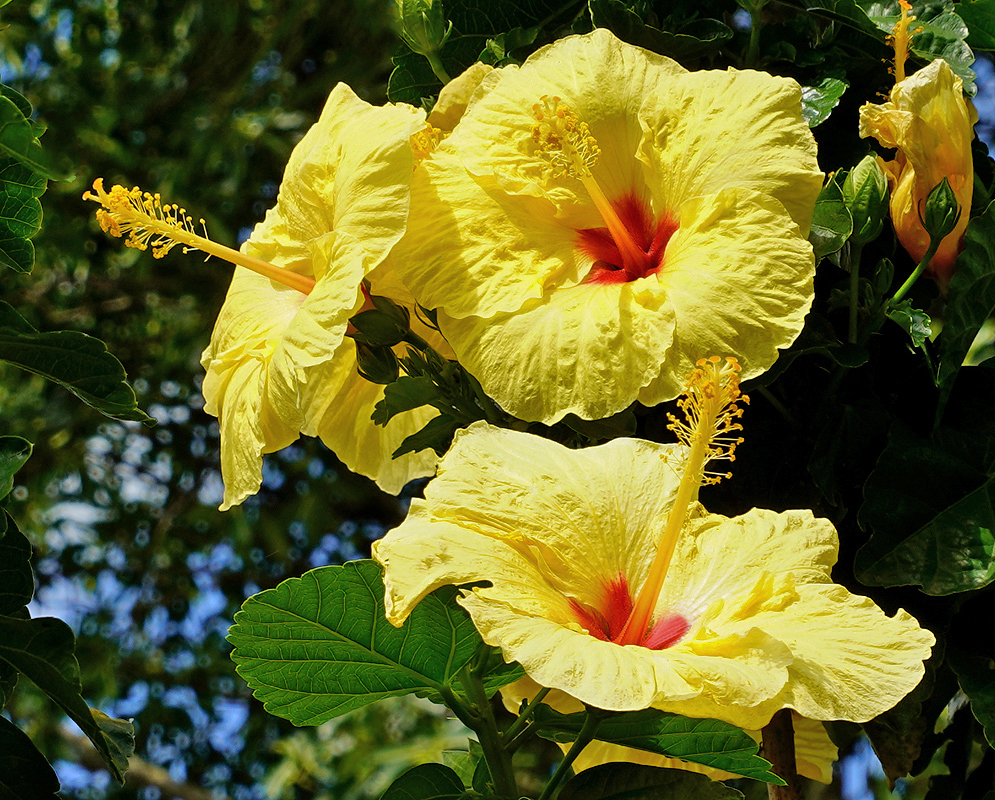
[379,763,466,800]
[558,764,745,800]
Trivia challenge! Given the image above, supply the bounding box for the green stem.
[438,683,481,731]
[847,242,863,344]
[746,8,763,68]
[890,236,941,306]
[460,664,518,798]
[502,687,551,746]
[426,51,451,84]
[537,709,604,800]
[756,386,799,428]
[402,328,430,351]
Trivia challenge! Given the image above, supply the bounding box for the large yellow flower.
[859,6,975,288]
[392,29,822,423]
[195,83,438,509]
[373,361,933,730]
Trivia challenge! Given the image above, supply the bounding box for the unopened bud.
[843,155,889,246]
[396,0,452,58]
[347,303,410,347]
[355,342,400,385]
[921,177,962,244]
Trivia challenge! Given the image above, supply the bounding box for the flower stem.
[537,709,604,800]
[459,663,518,798]
[746,9,763,68]
[890,236,941,306]
[502,687,551,746]
[763,709,801,800]
[426,51,452,84]
[847,242,863,344]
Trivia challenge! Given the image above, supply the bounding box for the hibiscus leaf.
[441,748,477,787]
[532,706,783,784]
[948,647,995,749]
[886,299,932,348]
[0,513,33,617]
[0,301,153,424]
[801,76,848,127]
[373,376,439,426]
[809,174,852,261]
[856,376,995,594]
[0,94,70,181]
[0,157,46,273]
[381,763,465,800]
[935,200,995,418]
[0,436,32,502]
[0,716,61,800]
[229,560,487,725]
[957,0,995,49]
[392,413,461,458]
[0,615,134,782]
[589,0,732,62]
[558,763,744,800]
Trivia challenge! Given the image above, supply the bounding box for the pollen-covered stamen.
[83,178,316,295]
[531,96,651,279]
[889,0,919,84]
[410,124,444,165]
[617,356,749,646]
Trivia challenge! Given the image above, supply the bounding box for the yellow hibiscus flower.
[87,83,439,509]
[373,359,934,730]
[501,677,838,784]
[858,2,975,289]
[392,29,822,423]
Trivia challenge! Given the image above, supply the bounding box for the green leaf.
[373,376,440,426]
[936,200,995,416]
[886,299,932,347]
[559,763,744,800]
[589,0,732,61]
[809,175,853,261]
[0,156,47,273]
[0,96,69,181]
[440,749,477,787]
[0,86,32,119]
[0,436,32,502]
[957,0,995,49]
[228,560,486,725]
[0,513,33,616]
[532,707,783,784]
[0,301,152,424]
[393,413,461,458]
[0,716,60,800]
[948,647,995,749]
[380,763,466,800]
[0,615,134,782]
[801,76,848,127]
[856,408,995,594]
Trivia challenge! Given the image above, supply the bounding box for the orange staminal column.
[891,1,917,84]
[617,356,749,646]
[531,96,652,279]
[83,178,316,295]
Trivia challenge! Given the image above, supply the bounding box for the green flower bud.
[396,0,452,58]
[347,302,410,347]
[355,342,400,385]
[842,155,889,246]
[921,176,962,244]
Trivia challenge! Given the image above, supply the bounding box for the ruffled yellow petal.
[638,189,815,405]
[375,424,935,726]
[427,62,494,133]
[440,280,676,423]
[201,85,427,507]
[859,59,975,286]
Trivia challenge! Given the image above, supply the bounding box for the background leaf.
[588,0,732,62]
[801,76,848,127]
[229,559,500,725]
[948,647,995,749]
[532,707,782,784]
[558,763,744,800]
[0,301,152,424]
[0,158,46,273]
[809,175,853,260]
[936,201,995,416]
[380,763,466,800]
[957,0,995,49]
[0,436,32,501]
[0,615,134,782]
[0,716,61,800]
[0,95,69,181]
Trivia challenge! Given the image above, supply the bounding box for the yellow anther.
[888,0,920,84]
[83,178,315,295]
[531,95,600,180]
[410,124,445,166]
